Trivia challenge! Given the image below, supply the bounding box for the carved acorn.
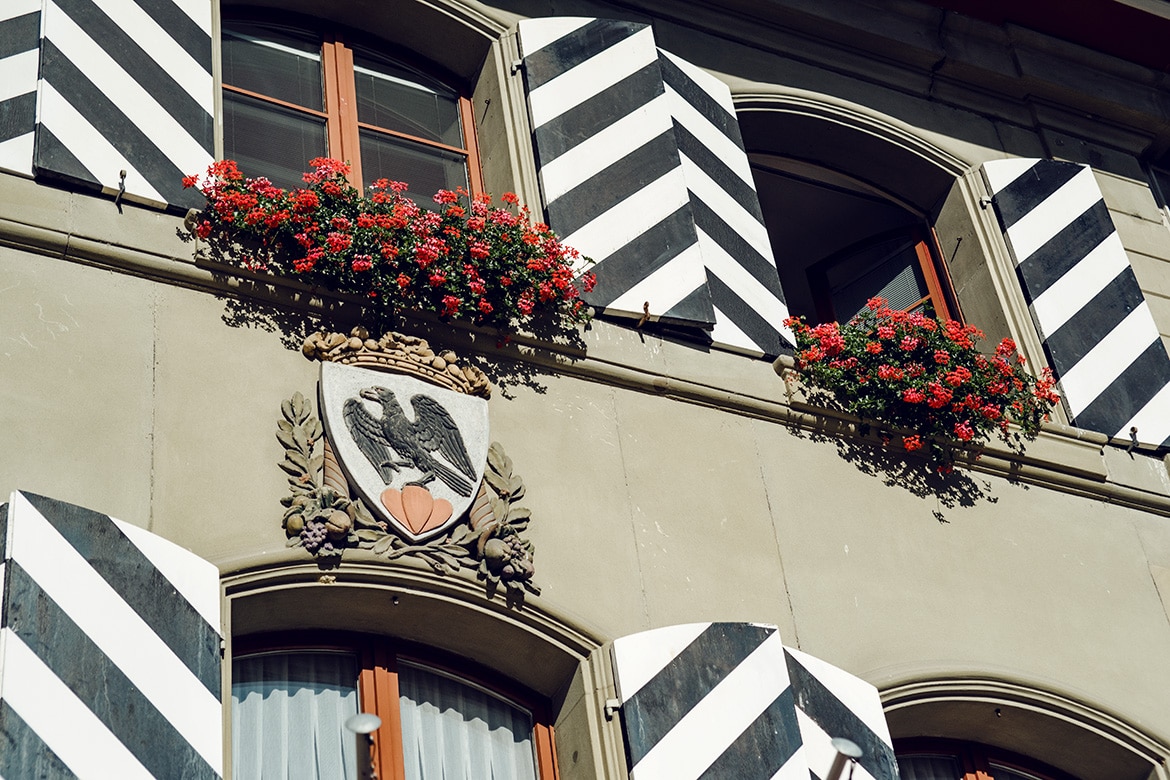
[324,509,353,540]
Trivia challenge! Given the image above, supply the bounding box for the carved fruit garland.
[278,392,369,558]
[277,394,541,598]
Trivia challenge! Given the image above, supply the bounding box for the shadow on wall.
[791,419,1002,523]
[199,262,588,400]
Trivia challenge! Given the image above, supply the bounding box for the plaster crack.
[612,391,653,631]
[754,421,802,650]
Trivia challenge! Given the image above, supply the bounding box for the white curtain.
[398,662,537,780]
[232,652,360,780]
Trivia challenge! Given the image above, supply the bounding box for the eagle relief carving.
[278,329,540,600]
[322,362,489,542]
[344,388,477,497]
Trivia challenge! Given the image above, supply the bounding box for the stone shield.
[320,361,489,542]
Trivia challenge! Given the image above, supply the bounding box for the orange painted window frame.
[221,28,484,196]
[232,633,558,780]
[809,225,959,324]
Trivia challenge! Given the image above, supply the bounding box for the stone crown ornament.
[303,329,491,399]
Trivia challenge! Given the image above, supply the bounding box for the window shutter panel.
[518,18,793,355]
[611,622,809,779]
[0,0,40,176]
[34,0,214,209]
[784,646,898,780]
[0,491,223,778]
[982,159,1170,446]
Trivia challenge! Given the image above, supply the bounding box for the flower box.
[782,299,1060,468]
[183,158,595,333]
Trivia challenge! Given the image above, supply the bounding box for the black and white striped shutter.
[0,0,40,176]
[0,491,223,778]
[784,646,898,780]
[34,0,214,209]
[518,18,793,355]
[983,159,1170,446]
[611,623,809,779]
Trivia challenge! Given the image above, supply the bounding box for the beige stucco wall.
[6,219,1170,760]
[7,0,1170,777]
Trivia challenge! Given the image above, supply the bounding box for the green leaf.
[487,443,511,477]
[484,468,510,495]
[434,550,463,570]
[287,450,311,472]
[372,535,396,555]
[276,428,298,450]
[281,398,295,423]
[449,526,477,545]
[355,529,385,542]
[291,391,307,419]
[293,425,309,452]
[279,459,305,477]
[505,506,531,523]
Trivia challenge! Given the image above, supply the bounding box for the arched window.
[220,19,481,201]
[230,635,557,779]
[749,155,958,324]
[896,738,1077,780]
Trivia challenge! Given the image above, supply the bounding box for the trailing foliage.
[786,298,1060,467]
[185,158,594,332]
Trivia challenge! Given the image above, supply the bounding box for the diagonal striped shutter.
[0,491,223,778]
[982,159,1170,446]
[0,0,40,176]
[784,646,898,780]
[34,0,214,209]
[518,18,793,355]
[611,623,809,779]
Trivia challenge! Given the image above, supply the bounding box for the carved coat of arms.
[320,362,489,542]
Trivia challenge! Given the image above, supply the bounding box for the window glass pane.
[897,754,963,780]
[399,663,537,780]
[232,651,360,780]
[826,235,929,321]
[224,92,327,190]
[359,130,468,204]
[353,54,462,147]
[222,24,323,111]
[990,763,1049,780]
[1150,167,1170,210]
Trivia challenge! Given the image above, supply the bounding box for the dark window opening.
[750,155,958,325]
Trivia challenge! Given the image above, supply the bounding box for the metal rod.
[825,737,863,780]
[346,713,382,780]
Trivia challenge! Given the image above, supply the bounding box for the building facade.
[4,0,1170,778]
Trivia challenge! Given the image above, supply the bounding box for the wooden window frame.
[895,737,1078,780]
[809,225,958,324]
[221,22,484,195]
[232,632,559,780]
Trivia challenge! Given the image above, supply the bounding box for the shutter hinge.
[604,698,621,720]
